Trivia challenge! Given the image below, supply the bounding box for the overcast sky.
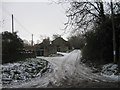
[1,0,114,44]
[1,0,69,44]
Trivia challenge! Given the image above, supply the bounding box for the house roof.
[52,37,67,45]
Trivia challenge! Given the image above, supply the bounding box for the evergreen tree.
[2,31,23,63]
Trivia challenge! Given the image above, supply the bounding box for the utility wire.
[13,16,40,39]
[2,7,67,42]
[14,17,32,34]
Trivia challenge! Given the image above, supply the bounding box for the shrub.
[82,14,120,65]
[2,31,24,64]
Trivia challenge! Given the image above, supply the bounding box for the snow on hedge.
[1,58,49,86]
[101,63,120,81]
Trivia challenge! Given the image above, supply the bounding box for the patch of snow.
[1,58,49,87]
[2,50,119,88]
[48,53,64,57]
[57,52,70,56]
[101,63,120,81]
[101,74,119,81]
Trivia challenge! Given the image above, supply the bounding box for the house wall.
[59,45,69,52]
[44,45,57,56]
[52,38,69,52]
[37,37,71,57]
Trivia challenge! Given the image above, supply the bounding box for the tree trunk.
[99,2,105,21]
[110,0,117,63]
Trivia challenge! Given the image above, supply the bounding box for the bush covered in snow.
[100,63,120,81]
[101,63,119,76]
[1,58,49,85]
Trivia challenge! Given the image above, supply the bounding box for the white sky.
[1,0,117,44]
[1,0,69,44]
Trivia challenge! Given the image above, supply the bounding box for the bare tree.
[64,0,119,33]
[68,34,85,49]
[42,37,50,47]
[63,0,120,63]
[52,34,61,40]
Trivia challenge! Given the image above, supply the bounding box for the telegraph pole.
[12,14,14,33]
[111,0,117,63]
[31,34,33,46]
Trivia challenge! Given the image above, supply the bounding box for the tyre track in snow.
[7,50,119,88]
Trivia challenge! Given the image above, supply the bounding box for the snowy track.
[6,50,119,88]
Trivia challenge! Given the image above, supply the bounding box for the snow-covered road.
[7,50,119,88]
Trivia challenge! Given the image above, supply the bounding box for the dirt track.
[6,50,119,88]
